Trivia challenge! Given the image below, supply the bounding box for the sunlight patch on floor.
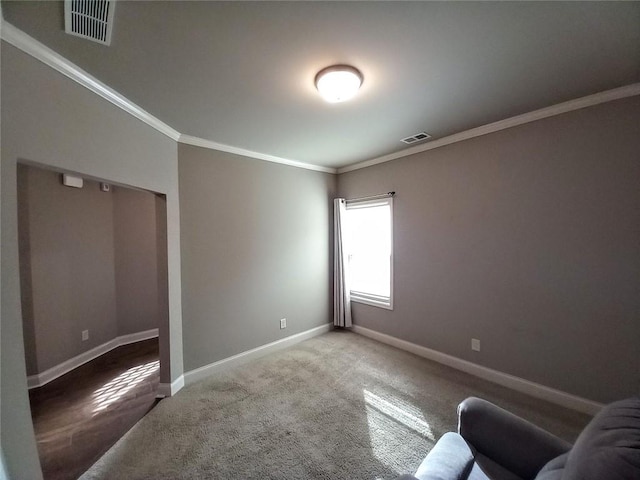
[92,360,159,413]
[364,389,435,440]
[364,389,434,473]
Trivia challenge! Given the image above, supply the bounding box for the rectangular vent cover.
[65,0,115,45]
[401,132,431,145]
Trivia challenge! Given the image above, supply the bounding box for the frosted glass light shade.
[315,65,363,103]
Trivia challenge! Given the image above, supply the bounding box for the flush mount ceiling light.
[315,65,363,103]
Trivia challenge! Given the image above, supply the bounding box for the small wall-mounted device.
[62,173,83,189]
[100,183,111,192]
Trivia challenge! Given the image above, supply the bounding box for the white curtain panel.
[333,198,352,327]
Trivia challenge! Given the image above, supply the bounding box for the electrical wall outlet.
[82,330,89,341]
[280,318,287,329]
[471,338,480,352]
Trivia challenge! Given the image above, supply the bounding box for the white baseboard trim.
[27,328,159,389]
[118,329,160,346]
[352,325,603,416]
[184,323,332,386]
[157,374,185,398]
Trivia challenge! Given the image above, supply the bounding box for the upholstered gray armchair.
[399,396,640,480]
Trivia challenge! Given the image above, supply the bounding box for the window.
[343,197,393,309]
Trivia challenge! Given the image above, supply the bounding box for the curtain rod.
[346,191,395,203]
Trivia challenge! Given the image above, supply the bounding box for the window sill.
[351,293,393,310]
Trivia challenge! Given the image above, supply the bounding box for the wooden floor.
[29,339,161,480]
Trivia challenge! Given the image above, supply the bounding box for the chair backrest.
[561,396,640,480]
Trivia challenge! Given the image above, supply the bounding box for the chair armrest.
[457,397,572,480]
[412,432,476,480]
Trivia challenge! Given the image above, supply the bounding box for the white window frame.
[345,196,394,310]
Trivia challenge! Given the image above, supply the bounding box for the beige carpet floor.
[80,330,591,479]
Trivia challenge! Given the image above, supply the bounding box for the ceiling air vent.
[401,132,432,145]
[65,0,115,46]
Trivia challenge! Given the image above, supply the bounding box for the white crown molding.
[4,20,637,176]
[1,21,181,141]
[1,20,336,174]
[27,329,159,389]
[339,82,640,174]
[184,323,332,386]
[352,325,603,416]
[179,135,337,174]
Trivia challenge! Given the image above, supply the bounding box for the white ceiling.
[3,1,640,169]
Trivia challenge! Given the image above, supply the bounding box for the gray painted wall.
[1,43,184,479]
[178,144,336,371]
[18,166,118,375]
[16,166,37,376]
[1,14,5,464]
[17,166,161,377]
[113,185,160,336]
[1,14,637,480]
[338,97,640,405]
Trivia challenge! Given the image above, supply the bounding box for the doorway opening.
[17,163,170,480]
